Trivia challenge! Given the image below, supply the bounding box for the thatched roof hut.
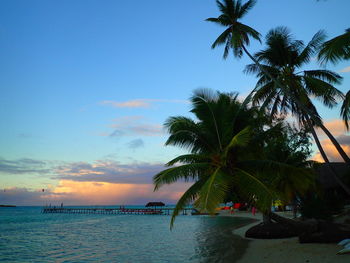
[145,202,165,207]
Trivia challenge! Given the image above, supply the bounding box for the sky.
[1,0,350,205]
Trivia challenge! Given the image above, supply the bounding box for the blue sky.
[1,0,349,205]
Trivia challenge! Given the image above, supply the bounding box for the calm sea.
[0,206,254,263]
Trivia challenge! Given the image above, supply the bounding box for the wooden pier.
[42,207,192,215]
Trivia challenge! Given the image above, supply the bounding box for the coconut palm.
[206,0,261,59]
[206,0,343,151]
[318,28,350,64]
[153,89,311,227]
[245,27,350,194]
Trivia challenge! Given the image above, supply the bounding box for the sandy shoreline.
[220,211,350,263]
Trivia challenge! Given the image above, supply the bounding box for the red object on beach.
[252,206,256,216]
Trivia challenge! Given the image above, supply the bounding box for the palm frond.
[303,76,342,108]
[195,168,230,213]
[318,29,350,64]
[191,89,224,151]
[303,70,342,85]
[153,163,211,191]
[170,179,206,229]
[224,126,251,156]
[236,22,261,43]
[341,90,350,130]
[210,27,232,49]
[165,154,211,166]
[233,167,274,211]
[164,116,214,153]
[298,30,326,66]
[238,0,257,18]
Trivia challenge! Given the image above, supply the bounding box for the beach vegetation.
[244,27,350,194]
[208,1,350,179]
[153,89,313,227]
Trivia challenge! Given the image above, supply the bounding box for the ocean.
[0,206,253,263]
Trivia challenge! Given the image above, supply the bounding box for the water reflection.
[192,216,253,263]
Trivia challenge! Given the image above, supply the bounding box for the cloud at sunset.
[107,116,164,137]
[0,157,192,205]
[53,160,165,184]
[315,119,347,138]
[0,158,51,175]
[312,119,350,162]
[1,181,191,206]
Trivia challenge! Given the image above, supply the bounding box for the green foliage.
[318,28,350,65]
[245,27,343,127]
[154,89,314,228]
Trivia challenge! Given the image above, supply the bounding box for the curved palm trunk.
[241,45,350,166]
[305,117,350,195]
[318,123,350,163]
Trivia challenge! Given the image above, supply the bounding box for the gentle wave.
[0,207,253,263]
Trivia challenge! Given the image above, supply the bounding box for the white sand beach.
[222,211,350,263]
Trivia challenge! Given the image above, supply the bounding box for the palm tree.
[206,0,261,60]
[318,28,350,64]
[245,27,350,194]
[153,89,311,227]
[318,29,350,130]
[207,1,350,166]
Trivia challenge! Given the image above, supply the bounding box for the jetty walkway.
[42,207,192,215]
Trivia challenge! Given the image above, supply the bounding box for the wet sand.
[222,211,350,263]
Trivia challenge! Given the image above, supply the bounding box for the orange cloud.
[311,139,350,162]
[315,119,347,138]
[44,180,191,205]
[312,119,350,162]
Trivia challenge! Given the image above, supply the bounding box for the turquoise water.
[0,206,253,263]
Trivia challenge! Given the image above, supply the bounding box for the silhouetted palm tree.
[206,0,261,60]
[206,1,345,159]
[245,27,350,194]
[154,89,311,227]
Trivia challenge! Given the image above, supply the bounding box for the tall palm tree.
[245,27,350,194]
[206,0,261,60]
[153,89,311,227]
[207,1,350,166]
[318,29,350,130]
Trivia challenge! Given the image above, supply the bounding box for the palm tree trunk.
[241,45,350,166]
[318,123,350,164]
[305,117,350,195]
[263,212,271,224]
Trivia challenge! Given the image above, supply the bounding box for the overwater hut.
[145,202,165,209]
